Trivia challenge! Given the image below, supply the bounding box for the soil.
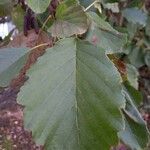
[0,87,43,150]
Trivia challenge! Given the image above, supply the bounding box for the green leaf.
[86,12,127,54]
[0,0,11,5]
[118,113,149,150]
[118,84,149,149]
[79,0,93,7]
[0,47,29,87]
[126,64,139,89]
[11,5,25,31]
[146,17,150,37]
[26,0,52,13]
[122,8,147,26]
[127,0,143,8]
[88,12,118,34]
[79,0,97,11]
[0,0,12,16]
[127,47,145,68]
[144,50,150,67]
[49,0,88,38]
[127,22,138,39]
[17,38,125,150]
[124,81,142,107]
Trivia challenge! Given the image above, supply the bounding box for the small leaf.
[0,0,11,5]
[11,5,25,31]
[0,0,12,16]
[122,8,147,26]
[26,0,52,13]
[126,64,139,89]
[118,114,149,150]
[127,22,138,39]
[0,47,30,87]
[128,47,145,68]
[144,50,150,67]
[86,12,127,54]
[124,81,142,107]
[88,12,118,34]
[49,0,88,38]
[18,38,125,150]
[146,16,150,37]
[118,83,149,150]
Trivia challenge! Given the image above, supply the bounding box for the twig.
[29,43,50,51]
[84,0,100,12]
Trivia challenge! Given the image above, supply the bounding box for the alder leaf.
[118,83,149,150]
[26,0,52,14]
[86,12,127,54]
[18,38,125,150]
[49,0,88,38]
[0,47,29,87]
[122,8,147,26]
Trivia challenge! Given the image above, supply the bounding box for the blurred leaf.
[103,0,119,2]
[11,5,25,31]
[88,11,118,33]
[0,0,12,16]
[86,12,127,54]
[146,16,150,37]
[18,38,125,150]
[123,43,133,55]
[124,81,142,106]
[126,64,139,89]
[0,0,11,5]
[118,113,149,150]
[128,47,145,68]
[49,0,88,38]
[122,8,147,26]
[104,2,119,13]
[26,0,52,13]
[128,0,143,8]
[0,47,30,87]
[144,50,150,67]
[118,83,149,149]
[127,22,138,39]
[37,9,53,30]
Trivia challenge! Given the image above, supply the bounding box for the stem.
[41,15,52,31]
[84,0,99,12]
[38,14,52,36]
[36,15,52,45]
[30,43,49,51]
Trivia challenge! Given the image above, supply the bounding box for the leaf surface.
[0,47,29,87]
[11,5,25,31]
[0,0,12,16]
[18,38,125,149]
[27,0,52,13]
[86,12,127,54]
[122,8,147,26]
[49,0,88,38]
[118,82,149,150]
